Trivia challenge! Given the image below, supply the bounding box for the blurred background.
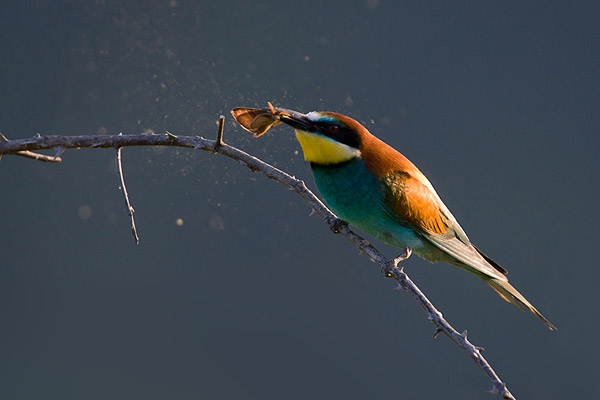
[1,1,598,398]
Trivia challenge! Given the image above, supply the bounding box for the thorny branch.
[0,124,515,400]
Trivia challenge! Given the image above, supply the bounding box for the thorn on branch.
[433,328,443,339]
[53,146,65,160]
[488,382,508,395]
[165,131,177,139]
[237,158,259,172]
[115,146,140,245]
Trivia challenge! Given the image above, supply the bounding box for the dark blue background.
[1,1,598,398]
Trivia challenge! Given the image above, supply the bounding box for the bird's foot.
[382,247,412,277]
[329,218,348,234]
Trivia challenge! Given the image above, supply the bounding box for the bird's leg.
[382,247,412,276]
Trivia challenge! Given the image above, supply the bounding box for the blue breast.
[310,159,423,249]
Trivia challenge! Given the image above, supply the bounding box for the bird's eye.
[327,124,339,134]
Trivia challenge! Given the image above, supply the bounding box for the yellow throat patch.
[295,130,361,164]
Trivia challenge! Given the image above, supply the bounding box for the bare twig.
[214,115,225,150]
[115,145,140,245]
[10,150,62,162]
[0,130,515,399]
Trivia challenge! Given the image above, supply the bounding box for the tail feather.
[487,278,557,331]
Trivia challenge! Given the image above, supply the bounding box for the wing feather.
[380,170,507,281]
[381,171,449,235]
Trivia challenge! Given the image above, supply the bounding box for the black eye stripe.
[317,123,361,149]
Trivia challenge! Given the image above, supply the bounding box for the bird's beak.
[278,110,313,132]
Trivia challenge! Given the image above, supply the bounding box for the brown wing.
[230,107,282,137]
[381,171,450,235]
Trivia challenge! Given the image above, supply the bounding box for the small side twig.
[10,150,62,162]
[115,145,139,245]
[214,115,225,151]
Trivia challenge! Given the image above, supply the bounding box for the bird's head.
[231,105,373,165]
[278,110,368,165]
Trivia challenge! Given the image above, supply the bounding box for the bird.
[231,104,556,330]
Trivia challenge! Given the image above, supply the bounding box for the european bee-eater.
[231,105,556,330]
